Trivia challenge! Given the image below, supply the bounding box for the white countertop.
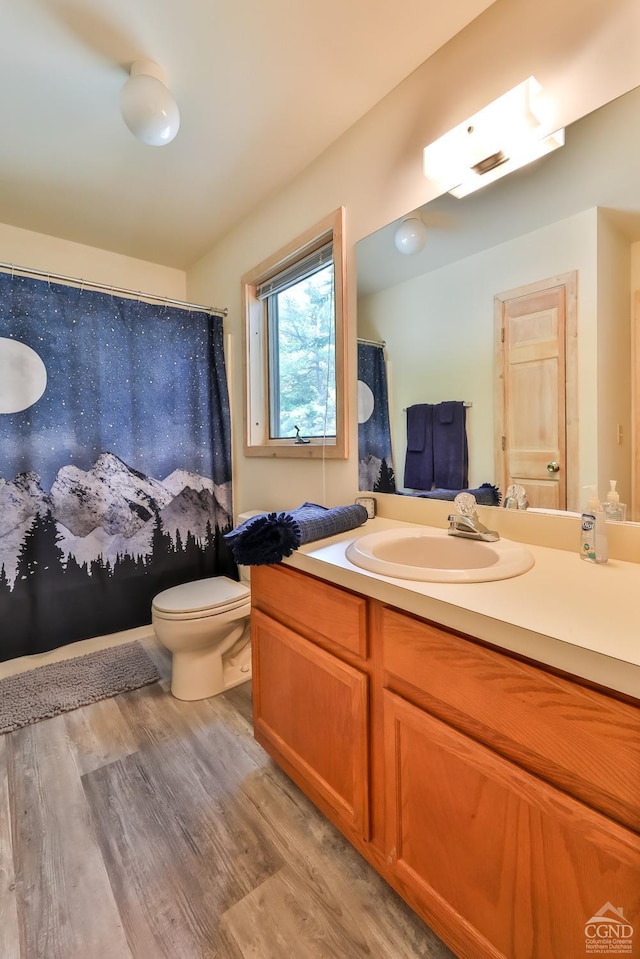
[282,516,640,700]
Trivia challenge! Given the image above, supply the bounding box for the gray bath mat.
[0,641,160,735]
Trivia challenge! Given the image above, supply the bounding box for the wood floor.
[0,639,455,959]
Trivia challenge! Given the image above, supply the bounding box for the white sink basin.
[345,527,534,583]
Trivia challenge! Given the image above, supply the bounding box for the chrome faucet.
[447,492,499,542]
[447,512,500,542]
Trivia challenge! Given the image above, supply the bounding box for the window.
[242,208,347,457]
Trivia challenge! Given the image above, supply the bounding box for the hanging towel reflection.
[404,401,468,491]
[403,404,434,490]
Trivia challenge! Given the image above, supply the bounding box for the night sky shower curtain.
[357,342,396,493]
[0,272,235,663]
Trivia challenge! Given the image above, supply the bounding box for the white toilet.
[151,512,258,701]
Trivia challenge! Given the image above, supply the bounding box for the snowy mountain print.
[0,452,238,663]
[0,472,51,537]
[51,452,175,536]
[0,452,231,587]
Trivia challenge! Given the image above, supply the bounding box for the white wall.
[0,222,186,299]
[186,0,640,515]
[359,210,599,496]
[596,212,632,506]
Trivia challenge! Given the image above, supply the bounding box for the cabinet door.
[384,690,640,959]
[252,609,370,840]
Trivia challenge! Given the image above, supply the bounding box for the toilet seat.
[152,576,250,620]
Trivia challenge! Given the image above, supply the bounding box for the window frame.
[242,207,348,458]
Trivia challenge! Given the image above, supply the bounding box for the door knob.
[547,461,560,473]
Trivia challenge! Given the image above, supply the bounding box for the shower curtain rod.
[0,260,228,317]
[403,402,473,410]
[357,336,386,348]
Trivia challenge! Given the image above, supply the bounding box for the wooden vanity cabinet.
[250,565,370,842]
[384,691,640,958]
[251,565,640,959]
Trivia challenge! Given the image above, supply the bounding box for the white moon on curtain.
[357,380,375,424]
[0,338,47,413]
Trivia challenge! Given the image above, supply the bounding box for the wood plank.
[6,716,133,959]
[63,694,141,776]
[238,761,454,959]
[115,680,267,787]
[3,637,451,959]
[221,863,450,959]
[0,736,20,959]
[220,677,253,728]
[82,693,285,958]
[140,636,173,688]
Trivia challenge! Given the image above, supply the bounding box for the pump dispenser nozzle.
[606,480,619,504]
[603,480,626,522]
[582,485,601,511]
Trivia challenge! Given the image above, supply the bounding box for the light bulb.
[120,61,180,146]
[394,217,427,255]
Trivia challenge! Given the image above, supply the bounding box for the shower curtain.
[0,272,235,662]
[357,342,396,493]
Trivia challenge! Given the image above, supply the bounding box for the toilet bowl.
[152,575,252,700]
[151,511,263,701]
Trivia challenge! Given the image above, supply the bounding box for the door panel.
[384,690,640,959]
[495,274,577,510]
[252,608,370,840]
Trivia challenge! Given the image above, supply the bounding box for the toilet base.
[221,638,252,692]
[169,624,251,701]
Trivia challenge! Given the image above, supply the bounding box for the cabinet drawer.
[251,564,367,659]
[380,605,640,833]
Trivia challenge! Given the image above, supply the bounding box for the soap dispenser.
[580,486,608,564]
[602,480,626,523]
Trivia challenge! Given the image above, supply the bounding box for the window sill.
[244,440,347,459]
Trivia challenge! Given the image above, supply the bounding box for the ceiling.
[0,0,495,271]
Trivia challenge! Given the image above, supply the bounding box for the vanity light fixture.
[120,59,181,146]
[394,216,428,255]
[423,77,564,198]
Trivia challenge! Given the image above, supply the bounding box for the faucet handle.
[454,492,478,516]
[504,484,528,510]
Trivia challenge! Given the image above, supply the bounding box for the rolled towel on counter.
[224,501,369,566]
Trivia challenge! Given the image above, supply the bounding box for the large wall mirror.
[356,84,640,522]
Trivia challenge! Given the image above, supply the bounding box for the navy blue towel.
[224,502,368,566]
[404,404,434,490]
[403,483,501,506]
[433,401,468,490]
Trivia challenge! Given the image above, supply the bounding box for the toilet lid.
[152,576,250,615]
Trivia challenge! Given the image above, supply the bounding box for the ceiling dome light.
[393,216,427,255]
[120,59,180,146]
